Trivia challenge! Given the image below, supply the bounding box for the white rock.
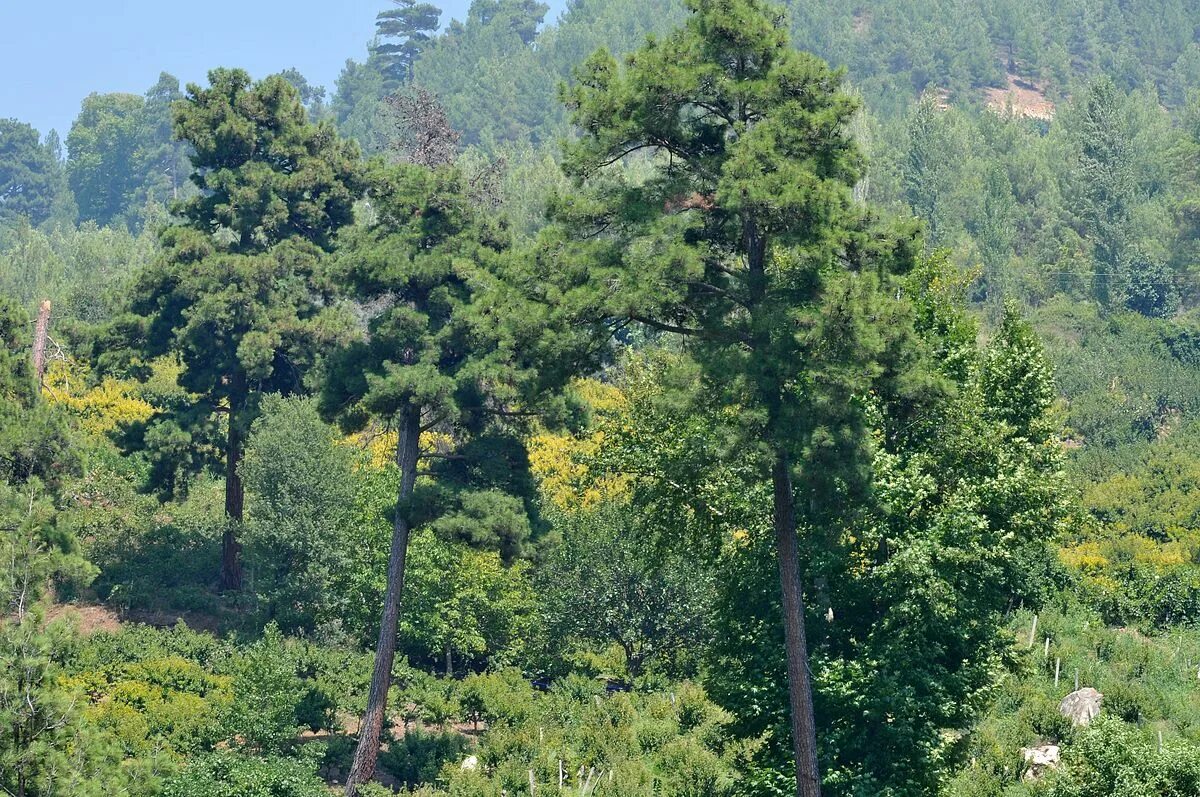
[1022,744,1060,773]
[1059,687,1103,727]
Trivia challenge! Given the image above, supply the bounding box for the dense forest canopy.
[5,1,1200,796]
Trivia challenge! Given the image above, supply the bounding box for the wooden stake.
[1044,637,1050,659]
[1054,657,1061,688]
[1028,614,1038,648]
[529,770,537,794]
[559,760,564,790]
[1074,669,1079,691]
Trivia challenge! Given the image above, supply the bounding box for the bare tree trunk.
[220,381,246,591]
[346,404,422,796]
[773,452,822,797]
[31,300,50,386]
[445,644,453,678]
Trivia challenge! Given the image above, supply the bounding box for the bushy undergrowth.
[949,605,1200,795]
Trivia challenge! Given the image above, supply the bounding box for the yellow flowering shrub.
[43,358,154,437]
[1059,541,1110,573]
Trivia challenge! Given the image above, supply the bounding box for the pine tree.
[374,0,442,84]
[549,2,921,793]
[1071,78,1137,308]
[0,120,74,228]
[118,69,362,589]
[321,160,523,793]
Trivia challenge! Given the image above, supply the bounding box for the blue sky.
[0,0,566,143]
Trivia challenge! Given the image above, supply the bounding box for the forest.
[5,0,1200,795]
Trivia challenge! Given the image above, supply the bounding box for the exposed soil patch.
[46,602,123,634]
[45,599,226,635]
[985,74,1055,121]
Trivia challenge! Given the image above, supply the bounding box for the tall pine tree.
[548,2,922,793]
[374,0,442,84]
[117,69,362,589]
[322,159,526,793]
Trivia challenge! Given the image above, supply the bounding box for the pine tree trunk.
[220,384,245,591]
[346,404,422,796]
[773,452,822,797]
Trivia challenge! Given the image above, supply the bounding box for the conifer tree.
[1071,78,1136,308]
[0,120,74,228]
[548,2,921,793]
[374,0,442,84]
[321,160,529,793]
[117,69,362,589]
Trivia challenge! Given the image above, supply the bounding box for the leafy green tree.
[980,301,1056,437]
[588,264,1068,794]
[374,0,442,84]
[1068,78,1138,308]
[0,119,74,227]
[901,95,965,248]
[65,75,191,228]
[400,528,536,675]
[117,69,362,589]
[800,285,1067,794]
[550,2,923,792]
[241,395,358,631]
[67,92,146,226]
[223,624,309,752]
[539,501,714,679]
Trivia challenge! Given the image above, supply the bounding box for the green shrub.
[224,625,309,752]
[379,727,472,787]
[160,751,328,797]
[458,669,535,729]
[1046,717,1200,796]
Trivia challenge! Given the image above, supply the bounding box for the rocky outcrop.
[1059,687,1103,726]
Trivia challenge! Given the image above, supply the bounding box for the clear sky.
[0,0,566,143]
